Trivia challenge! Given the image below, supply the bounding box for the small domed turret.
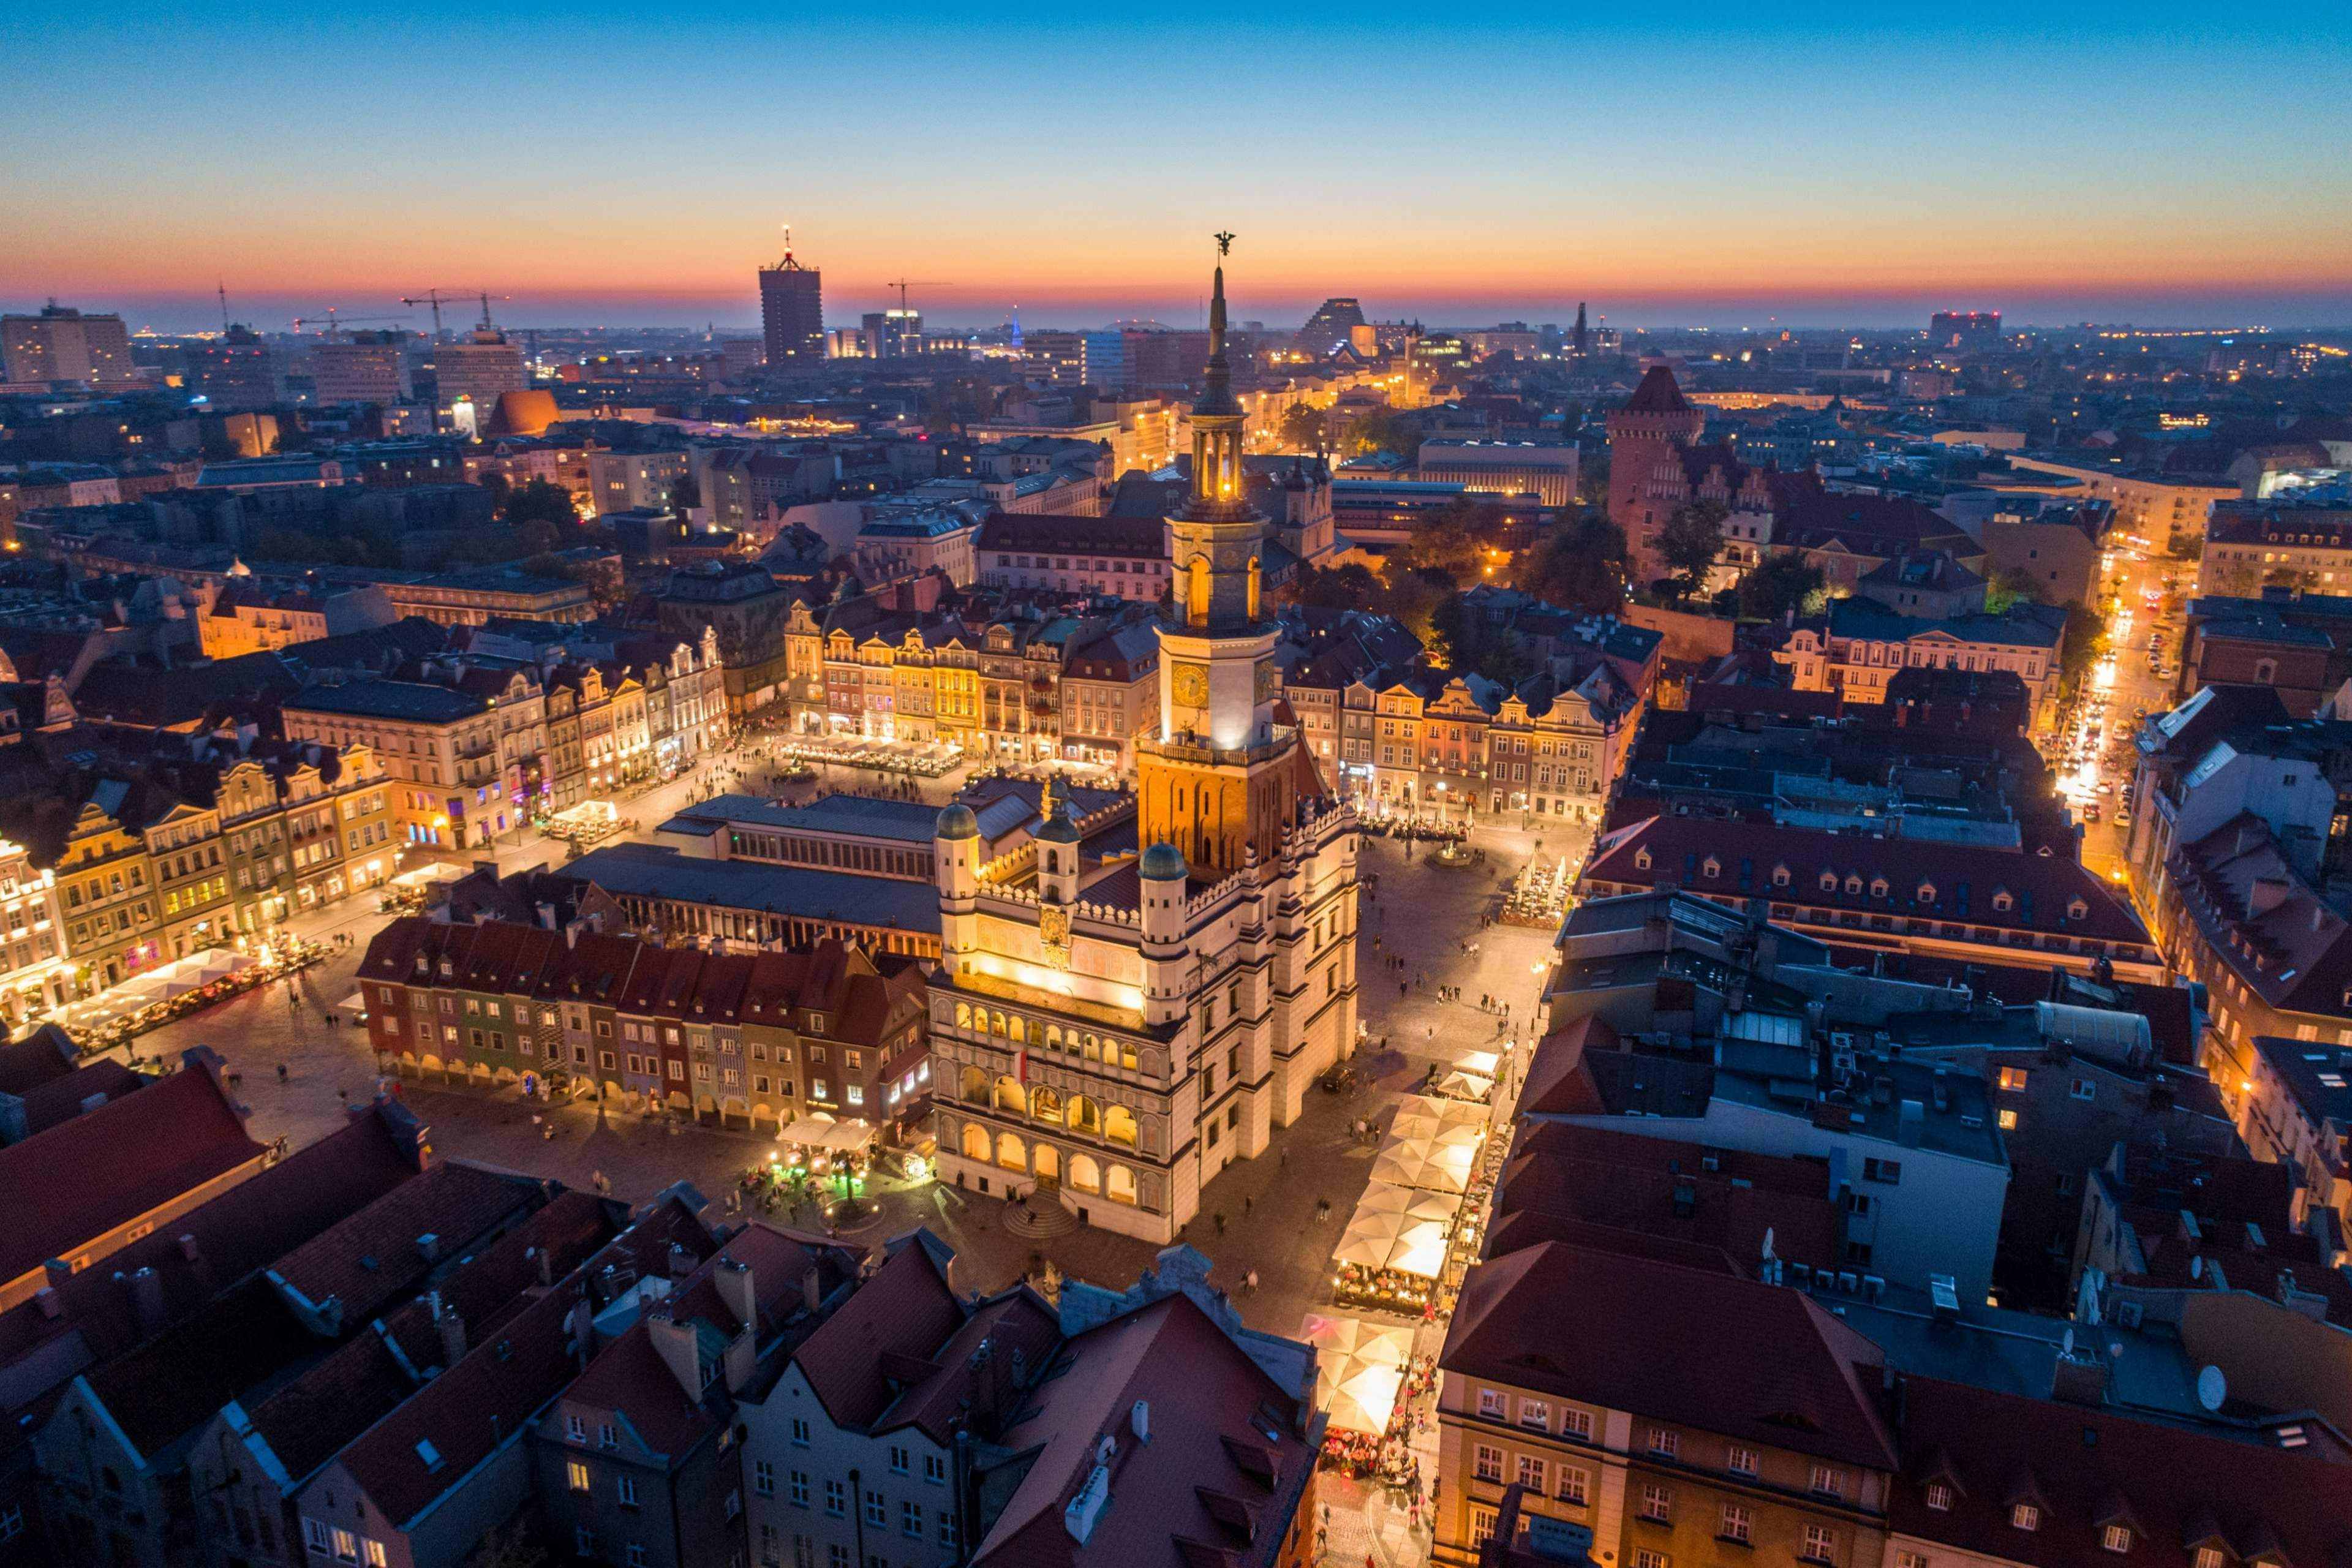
[1139,842,1189,882]
[935,802,979,840]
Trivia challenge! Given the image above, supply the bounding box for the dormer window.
[1844,875,1864,896]
[1992,890,2015,914]
[1917,882,1937,903]
[1701,858,1721,880]
[2104,1528,2133,1555]
[2011,1505,2040,1532]
[1869,878,1888,899]
[2067,899,2088,921]
[1634,848,1653,872]
[1820,871,1838,893]
[1773,865,1791,888]
[1925,1482,1953,1512]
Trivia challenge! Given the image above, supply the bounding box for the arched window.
[994,1075,1025,1114]
[1119,1040,1138,1071]
[1104,1163,1138,1205]
[1029,1085,1061,1123]
[990,1010,1006,1036]
[1068,1153,1102,1193]
[954,1002,971,1029]
[960,1065,988,1104]
[995,1131,1027,1172]
[1082,1033,1101,1063]
[1007,1016,1027,1045]
[1044,1024,1063,1052]
[960,1123,989,1161]
[1105,1105,1138,1148]
[1067,1095,1100,1135]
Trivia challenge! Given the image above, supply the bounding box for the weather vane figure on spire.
[1215,230,1234,256]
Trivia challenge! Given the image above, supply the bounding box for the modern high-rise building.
[309,330,413,405]
[1295,296,1367,358]
[433,326,526,426]
[860,308,922,358]
[1929,311,2002,350]
[1,303,135,386]
[190,326,287,411]
[757,238,824,366]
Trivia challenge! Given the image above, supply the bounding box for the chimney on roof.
[715,1258,756,1327]
[2049,1330,2108,1406]
[646,1309,706,1401]
[417,1233,441,1263]
[433,1290,467,1368]
[33,1287,60,1321]
[668,1243,695,1281]
[534,1245,554,1288]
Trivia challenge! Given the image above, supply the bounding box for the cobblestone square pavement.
[114,777,1582,1566]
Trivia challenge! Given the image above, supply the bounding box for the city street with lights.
[2054,537,2188,892]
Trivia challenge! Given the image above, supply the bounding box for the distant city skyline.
[6,283,2348,340]
[7,0,2348,334]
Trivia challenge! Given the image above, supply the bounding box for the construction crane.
[290,311,409,339]
[398,288,502,342]
[885,279,950,313]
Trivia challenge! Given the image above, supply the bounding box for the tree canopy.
[1522,513,1628,615]
[1656,499,1728,599]
[1736,552,1828,620]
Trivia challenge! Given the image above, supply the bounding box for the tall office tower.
[190,325,287,411]
[311,330,413,405]
[435,326,526,426]
[860,309,922,358]
[1929,311,2003,350]
[2,303,135,385]
[1573,301,1589,357]
[758,235,824,367]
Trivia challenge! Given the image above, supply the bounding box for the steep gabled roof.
[1444,1241,1898,1472]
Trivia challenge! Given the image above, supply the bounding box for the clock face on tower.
[1171,662,1209,707]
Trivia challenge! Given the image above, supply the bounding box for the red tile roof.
[564,1221,859,1460]
[1493,1121,1843,1273]
[1583,814,2150,945]
[0,1103,420,1408]
[1513,1016,1619,1117]
[12,1059,144,1137]
[242,1191,622,1485]
[1891,1377,2352,1568]
[267,1159,545,1330]
[330,1196,714,1529]
[1623,366,1693,416]
[970,1292,1316,1568]
[0,1059,265,1291]
[791,1237,966,1433]
[1442,1241,1898,1472]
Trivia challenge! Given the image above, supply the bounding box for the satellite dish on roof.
[2062,1329,2075,1355]
[2197,1365,2228,1413]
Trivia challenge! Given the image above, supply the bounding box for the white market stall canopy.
[1300,1314,1417,1434]
[1457,1050,1501,1077]
[53,948,254,1031]
[1370,1137,1476,1195]
[390,864,469,892]
[1433,1069,1494,1103]
[1352,1182,1463,1227]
